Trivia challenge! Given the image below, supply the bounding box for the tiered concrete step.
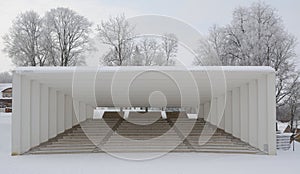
[27,112,261,154]
[102,112,184,152]
[167,112,260,154]
[28,112,123,154]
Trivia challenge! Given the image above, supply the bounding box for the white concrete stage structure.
[12,66,276,155]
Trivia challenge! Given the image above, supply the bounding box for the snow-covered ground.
[1,113,299,174]
[277,121,289,133]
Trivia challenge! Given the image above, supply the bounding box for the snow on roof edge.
[14,66,275,74]
[0,83,12,93]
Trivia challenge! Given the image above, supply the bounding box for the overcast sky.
[0,0,299,72]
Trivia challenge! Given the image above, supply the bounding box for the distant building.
[0,83,12,112]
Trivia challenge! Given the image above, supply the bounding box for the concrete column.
[161,110,167,119]
[30,81,40,147]
[240,84,249,142]
[124,109,130,119]
[21,77,31,153]
[49,88,57,138]
[249,80,258,147]
[267,73,276,155]
[57,91,65,134]
[12,73,22,155]
[225,91,233,134]
[65,95,73,130]
[217,95,225,129]
[186,107,198,119]
[258,77,268,152]
[40,84,49,143]
[232,87,241,138]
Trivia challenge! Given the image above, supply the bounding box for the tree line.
[3,10,178,67]
[194,2,300,124]
[97,14,178,66]
[2,3,300,124]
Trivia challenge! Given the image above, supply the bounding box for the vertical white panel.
[258,77,268,152]
[249,80,258,147]
[40,84,49,143]
[217,95,225,129]
[21,77,31,153]
[240,84,249,142]
[73,100,80,125]
[79,102,87,122]
[210,98,218,125]
[225,91,233,134]
[72,102,78,126]
[12,73,22,155]
[232,87,241,138]
[49,88,57,138]
[30,81,40,147]
[267,73,276,155]
[65,95,73,130]
[86,105,94,119]
[198,104,204,118]
[203,102,210,121]
[57,91,65,134]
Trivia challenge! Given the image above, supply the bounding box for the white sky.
[0,0,299,72]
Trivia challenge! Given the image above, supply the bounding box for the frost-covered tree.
[194,2,299,109]
[138,38,160,66]
[277,82,300,122]
[131,46,143,66]
[97,14,134,66]
[132,36,176,66]
[97,15,178,66]
[3,11,46,66]
[161,33,178,65]
[287,82,300,128]
[3,8,92,67]
[134,37,170,66]
[44,7,92,66]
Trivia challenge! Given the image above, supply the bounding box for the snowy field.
[1,113,299,174]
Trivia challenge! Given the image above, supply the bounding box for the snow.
[14,66,275,73]
[1,113,299,174]
[0,83,12,100]
[277,121,289,133]
[0,96,12,100]
[0,83,12,92]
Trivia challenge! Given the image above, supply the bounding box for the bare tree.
[288,82,300,130]
[138,38,161,66]
[44,7,92,66]
[124,36,175,66]
[278,81,300,125]
[194,2,299,109]
[97,15,178,66]
[131,45,143,66]
[97,14,134,66]
[161,33,178,65]
[3,11,45,66]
